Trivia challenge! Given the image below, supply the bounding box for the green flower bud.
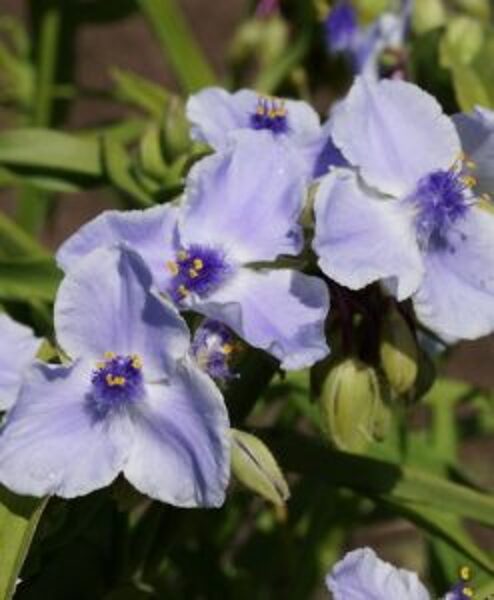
[161,96,191,161]
[413,0,447,34]
[318,359,386,453]
[453,0,491,21]
[380,307,418,395]
[231,429,289,506]
[229,17,289,71]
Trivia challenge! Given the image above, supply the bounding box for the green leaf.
[385,500,494,574]
[0,129,102,177]
[0,487,47,600]
[136,0,215,93]
[0,211,48,258]
[270,430,494,527]
[111,68,169,118]
[102,135,154,207]
[0,256,62,302]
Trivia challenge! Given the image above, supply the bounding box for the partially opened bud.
[318,359,386,453]
[380,307,418,396]
[231,429,289,506]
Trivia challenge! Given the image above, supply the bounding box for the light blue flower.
[0,313,41,411]
[0,246,230,506]
[326,547,430,599]
[313,78,494,342]
[58,133,330,370]
[186,87,332,178]
[326,547,475,600]
[325,0,412,80]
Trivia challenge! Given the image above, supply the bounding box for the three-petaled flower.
[313,78,494,342]
[0,247,230,506]
[58,133,330,370]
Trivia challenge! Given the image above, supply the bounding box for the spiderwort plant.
[57,133,330,370]
[313,78,494,342]
[0,246,230,506]
[326,547,476,600]
[325,0,412,80]
[0,313,41,411]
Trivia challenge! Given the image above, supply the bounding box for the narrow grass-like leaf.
[111,68,169,118]
[384,500,494,574]
[0,129,102,177]
[136,0,215,93]
[102,135,154,207]
[269,430,494,527]
[0,487,47,600]
[0,256,62,302]
[0,211,48,258]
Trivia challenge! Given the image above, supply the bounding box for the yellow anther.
[104,351,116,360]
[189,268,198,279]
[461,175,477,188]
[106,374,126,387]
[460,566,471,581]
[166,260,179,276]
[131,354,143,370]
[177,250,188,261]
[193,258,204,271]
[466,160,477,170]
[462,586,474,598]
[256,104,265,115]
[481,193,492,203]
[222,343,234,355]
[96,361,105,370]
[178,284,189,297]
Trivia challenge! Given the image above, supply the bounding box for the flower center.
[191,320,239,383]
[411,166,474,251]
[167,245,232,302]
[445,566,475,600]
[250,96,289,134]
[90,352,144,416]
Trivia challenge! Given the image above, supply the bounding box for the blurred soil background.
[0,0,493,584]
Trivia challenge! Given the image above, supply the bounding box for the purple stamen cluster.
[191,320,238,383]
[168,245,232,302]
[412,168,472,251]
[91,353,144,416]
[250,97,289,134]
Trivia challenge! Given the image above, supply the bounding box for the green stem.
[136,0,215,93]
[16,0,62,234]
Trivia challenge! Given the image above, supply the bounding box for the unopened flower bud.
[318,358,386,453]
[413,0,446,34]
[231,429,289,506]
[380,307,418,395]
[161,96,191,160]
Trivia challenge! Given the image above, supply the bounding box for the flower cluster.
[0,71,493,520]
